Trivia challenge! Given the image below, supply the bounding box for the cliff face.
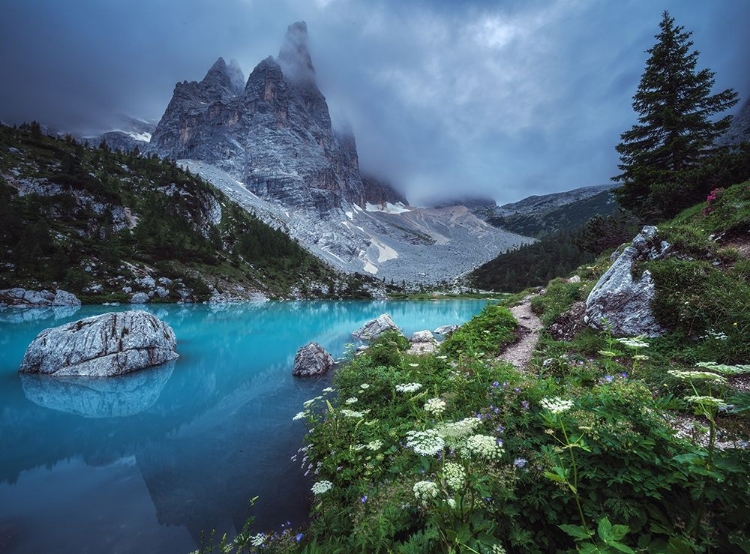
[151,23,364,214]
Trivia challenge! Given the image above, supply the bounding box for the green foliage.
[575,212,641,256]
[441,304,517,357]
[0,123,347,300]
[614,11,740,220]
[470,230,594,293]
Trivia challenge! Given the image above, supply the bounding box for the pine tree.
[614,11,738,220]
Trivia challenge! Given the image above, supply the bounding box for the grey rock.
[8,146,20,154]
[434,324,459,337]
[23,289,55,305]
[123,286,133,293]
[411,330,435,343]
[585,226,669,337]
[136,276,156,288]
[18,310,179,377]
[292,342,334,377]
[52,290,81,306]
[155,286,170,298]
[352,313,401,342]
[131,292,149,304]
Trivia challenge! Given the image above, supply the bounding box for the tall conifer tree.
[614,11,738,219]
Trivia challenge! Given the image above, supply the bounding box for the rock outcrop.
[407,330,438,355]
[585,226,669,337]
[434,324,459,337]
[151,22,364,215]
[0,288,81,307]
[292,342,334,377]
[19,310,179,377]
[352,313,401,342]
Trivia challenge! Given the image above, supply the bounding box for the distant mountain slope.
[493,184,616,217]
[488,189,619,238]
[0,123,376,302]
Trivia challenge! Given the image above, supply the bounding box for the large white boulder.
[352,313,401,342]
[19,310,179,377]
[585,226,669,337]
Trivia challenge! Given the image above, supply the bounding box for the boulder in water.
[293,342,334,377]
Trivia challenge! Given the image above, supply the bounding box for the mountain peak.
[277,21,316,87]
[202,57,245,95]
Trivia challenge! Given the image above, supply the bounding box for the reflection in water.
[0,300,489,553]
[0,305,80,324]
[19,361,175,418]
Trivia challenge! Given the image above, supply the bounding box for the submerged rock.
[352,313,401,342]
[585,226,669,337]
[19,310,179,377]
[293,342,334,377]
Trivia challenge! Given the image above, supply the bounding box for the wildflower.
[311,480,333,495]
[322,387,335,393]
[443,462,466,490]
[436,355,448,359]
[346,397,358,404]
[396,382,423,393]
[491,381,500,388]
[250,533,266,547]
[513,457,528,469]
[540,397,574,414]
[462,434,504,460]
[413,480,440,505]
[295,533,304,542]
[366,439,383,451]
[424,398,447,415]
[616,337,649,349]
[409,363,420,367]
[447,498,457,509]
[667,370,727,384]
[436,418,482,441]
[361,495,368,503]
[406,429,445,456]
[695,362,750,375]
[292,411,306,421]
[521,400,530,410]
[360,383,370,390]
[685,395,728,409]
[633,354,649,361]
[340,409,365,418]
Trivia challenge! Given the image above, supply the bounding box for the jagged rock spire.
[202,57,245,96]
[277,21,316,87]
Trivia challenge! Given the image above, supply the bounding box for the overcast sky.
[1,0,748,205]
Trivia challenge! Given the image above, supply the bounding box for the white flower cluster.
[616,336,649,348]
[685,395,728,409]
[406,429,445,456]
[292,411,307,421]
[303,396,323,408]
[703,329,728,341]
[250,533,266,547]
[435,418,482,447]
[366,439,383,451]
[360,383,370,390]
[413,480,439,505]
[668,370,727,384]
[311,480,333,495]
[696,362,750,375]
[322,387,335,393]
[396,382,423,393]
[461,434,504,460]
[340,409,365,418]
[345,397,359,404]
[540,397,574,414]
[443,462,466,490]
[424,397,447,415]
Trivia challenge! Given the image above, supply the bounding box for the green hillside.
[0,123,377,302]
[488,190,619,239]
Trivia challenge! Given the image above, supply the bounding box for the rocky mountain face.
[719,95,750,146]
[148,22,528,283]
[151,23,365,214]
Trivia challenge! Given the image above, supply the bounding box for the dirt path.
[499,296,544,370]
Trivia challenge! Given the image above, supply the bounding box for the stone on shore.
[352,313,401,342]
[293,342,334,377]
[19,310,179,377]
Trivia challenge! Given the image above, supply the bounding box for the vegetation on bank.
[195,181,750,553]
[0,123,378,301]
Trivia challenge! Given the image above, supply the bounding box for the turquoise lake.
[0,299,489,553]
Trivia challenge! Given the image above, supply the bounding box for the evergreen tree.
[614,11,738,220]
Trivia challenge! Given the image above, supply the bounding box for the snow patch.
[365,202,411,214]
[125,131,152,142]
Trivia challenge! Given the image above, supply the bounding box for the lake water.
[0,299,488,554]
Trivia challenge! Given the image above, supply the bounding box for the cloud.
[1,0,748,205]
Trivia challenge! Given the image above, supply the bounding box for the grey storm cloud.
[1,0,748,206]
